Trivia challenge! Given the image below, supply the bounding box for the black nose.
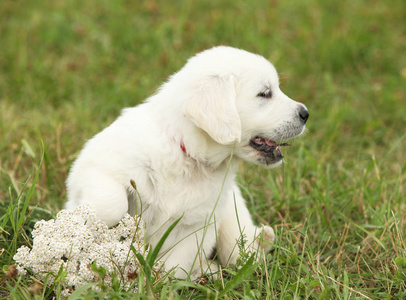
[299,108,309,124]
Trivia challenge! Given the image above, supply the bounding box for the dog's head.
[180,46,309,168]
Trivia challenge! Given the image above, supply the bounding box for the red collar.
[180,142,187,154]
[180,142,195,160]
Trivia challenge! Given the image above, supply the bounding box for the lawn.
[1,0,405,298]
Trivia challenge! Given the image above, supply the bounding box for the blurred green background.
[1,0,404,206]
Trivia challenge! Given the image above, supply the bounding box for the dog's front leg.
[157,223,219,280]
[217,186,275,266]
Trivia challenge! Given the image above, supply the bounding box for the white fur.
[65,46,308,279]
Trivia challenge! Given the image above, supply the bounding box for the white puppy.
[65,46,309,279]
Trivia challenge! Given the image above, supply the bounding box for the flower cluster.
[13,205,164,295]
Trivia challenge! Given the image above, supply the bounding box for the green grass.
[1,0,405,298]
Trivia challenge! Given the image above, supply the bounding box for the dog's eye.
[257,90,272,99]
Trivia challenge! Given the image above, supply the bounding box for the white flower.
[13,205,165,295]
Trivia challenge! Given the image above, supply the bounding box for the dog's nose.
[298,108,309,124]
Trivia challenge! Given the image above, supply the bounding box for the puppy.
[65,46,309,279]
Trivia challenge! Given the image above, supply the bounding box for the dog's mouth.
[249,136,290,164]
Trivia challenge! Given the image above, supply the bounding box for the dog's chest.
[137,164,234,227]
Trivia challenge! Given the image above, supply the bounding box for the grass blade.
[146,217,182,267]
[218,253,258,297]
[172,281,216,297]
[132,247,152,280]
[16,166,40,230]
[68,283,95,299]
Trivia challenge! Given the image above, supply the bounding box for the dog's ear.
[183,75,241,145]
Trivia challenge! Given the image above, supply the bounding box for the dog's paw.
[255,225,275,254]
